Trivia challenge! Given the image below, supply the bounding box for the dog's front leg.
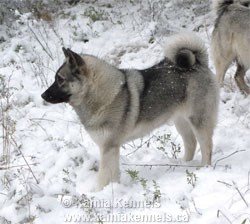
[96,146,120,191]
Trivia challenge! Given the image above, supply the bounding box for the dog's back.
[124,33,218,167]
[137,33,212,123]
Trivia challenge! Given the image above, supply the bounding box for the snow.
[0,1,250,223]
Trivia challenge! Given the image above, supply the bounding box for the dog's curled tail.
[212,0,234,15]
[164,32,208,69]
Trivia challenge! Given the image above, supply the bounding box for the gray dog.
[211,0,250,94]
[42,33,218,191]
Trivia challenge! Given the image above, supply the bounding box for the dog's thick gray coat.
[211,0,250,94]
[42,33,219,191]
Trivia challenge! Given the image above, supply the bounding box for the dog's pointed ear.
[62,47,69,58]
[62,47,84,67]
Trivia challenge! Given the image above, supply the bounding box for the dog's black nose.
[41,92,47,100]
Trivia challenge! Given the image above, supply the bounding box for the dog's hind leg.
[212,39,235,87]
[188,116,214,166]
[234,63,250,94]
[214,57,233,87]
[97,146,120,191]
[174,117,197,162]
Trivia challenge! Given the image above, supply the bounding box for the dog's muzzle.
[41,82,71,104]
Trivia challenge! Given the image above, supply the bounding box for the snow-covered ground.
[0,1,249,223]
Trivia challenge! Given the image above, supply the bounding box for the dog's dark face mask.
[41,48,85,104]
[41,79,71,104]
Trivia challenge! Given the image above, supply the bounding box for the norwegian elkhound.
[211,0,250,94]
[41,33,218,191]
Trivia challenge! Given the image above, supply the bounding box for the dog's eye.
[57,76,65,85]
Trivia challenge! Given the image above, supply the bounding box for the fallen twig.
[122,163,204,168]
[191,197,202,216]
[0,163,39,170]
[217,180,233,187]
[11,139,39,184]
[217,210,232,224]
[214,150,246,169]
[125,135,155,156]
[233,181,249,208]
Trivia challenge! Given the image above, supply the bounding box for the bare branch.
[27,23,54,60]
[0,163,38,170]
[11,139,39,184]
[214,150,246,169]
[217,180,233,187]
[125,135,155,156]
[122,163,204,168]
[232,181,249,208]
[217,210,232,224]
